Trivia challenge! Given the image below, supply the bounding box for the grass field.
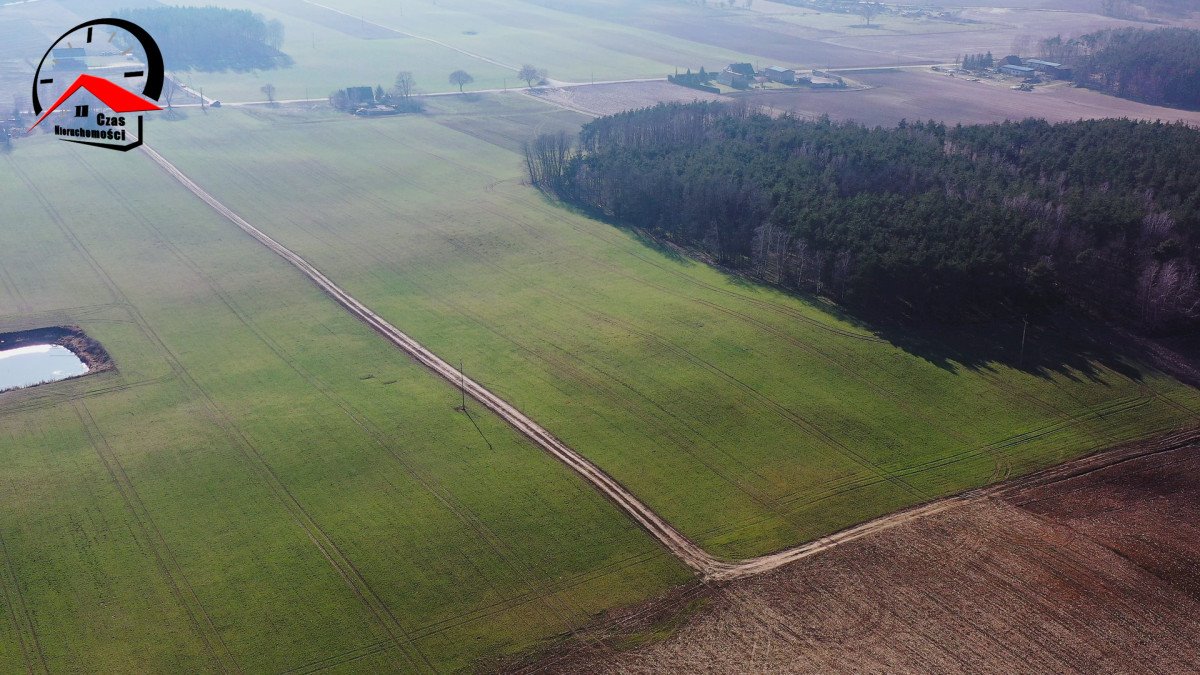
[149,99,1200,560]
[0,136,688,672]
[155,0,762,103]
[6,2,1200,670]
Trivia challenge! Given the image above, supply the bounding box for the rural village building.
[764,66,797,84]
[1023,59,1072,79]
[1000,64,1036,77]
[718,63,756,88]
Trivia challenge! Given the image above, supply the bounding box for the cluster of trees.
[328,69,480,113]
[329,70,424,113]
[114,7,290,71]
[1041,28,1200,109]
[527,103,1200,332]
[1101,0,1195,20]
[668,67,720,94]
[959,52,995,70]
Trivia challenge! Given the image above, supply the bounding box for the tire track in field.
[72,401,238,673]
[327,153,929,502]
[0,530,46,674]
[74,152,617,666]
[334,148,989,488]
[132,141,977,578]
[297,0,522,72]
[13,156,432,672]
[140,142,1200,588]
[223,152,787,520]
[275,158,784,507]
[140,144,740,578]
[550,209,1199,449]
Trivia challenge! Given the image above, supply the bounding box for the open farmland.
[7,0,1200,670]
[149,100,1200,562]
[525,81,725,118]
[0,135,688,672]
[738,68,1200,126]
[549,431,1200,672]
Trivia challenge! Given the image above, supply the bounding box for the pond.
[0,344,89,392]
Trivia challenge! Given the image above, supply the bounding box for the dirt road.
[141,144,734,577]
[141,145,1199,584]
[542,429,1200,673]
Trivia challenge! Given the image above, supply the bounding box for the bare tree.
[518,64,546,88]
[162,76,180,109]
[523,132,575,192]
[260,83,276,104]
[857,1,884,26]
[393,71,415,100]
[449,69,474,93]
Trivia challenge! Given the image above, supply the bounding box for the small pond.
[0,344,89,392]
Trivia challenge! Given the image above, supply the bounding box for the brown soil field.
[737,69,1200,126]
[825,9,1149,62]
[528,430,1200,673]
[527,82,725,118]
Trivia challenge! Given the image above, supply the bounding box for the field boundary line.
[0,530,46,674]
[72,401,239,673]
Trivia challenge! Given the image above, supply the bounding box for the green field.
[0,136,688,672]
[163,0,761,103]
[149,99,1200,560]
[4,1,1199,672]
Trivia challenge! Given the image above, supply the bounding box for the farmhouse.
[1000,64,1036,77]
[807,76,842,88]
[343,86,375,106]
[726,63,756,77]
[1024,59,1072,79]
[717,70,750,88]
[764,66,797,84]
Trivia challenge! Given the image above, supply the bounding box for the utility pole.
[459,361,467,411]
[1019,318,1029,364]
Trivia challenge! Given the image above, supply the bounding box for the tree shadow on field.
[865,315,1158,385]
[532,190,694,265]
[533,190,1188,386]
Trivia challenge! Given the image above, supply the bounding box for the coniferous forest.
[526,103,1200,332]
[1042,28,1200,110]
[114,6,290,71]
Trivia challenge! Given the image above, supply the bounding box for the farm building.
[764,66,797,84]
[806,76,842,88]
[726,63,757,78]
[344,86,376,106]
[1000,64,1036,77]
[717,68,752,88]
[1024,59,1072,79]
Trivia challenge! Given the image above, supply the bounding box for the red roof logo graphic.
[29,73,161,131]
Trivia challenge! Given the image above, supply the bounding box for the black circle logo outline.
[31,18,164,115]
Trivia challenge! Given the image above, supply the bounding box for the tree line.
[114,6,290,71]
[1041,27,1200,109]
[526,102,1200,332]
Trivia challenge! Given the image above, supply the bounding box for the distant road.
[173,77,671,109]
